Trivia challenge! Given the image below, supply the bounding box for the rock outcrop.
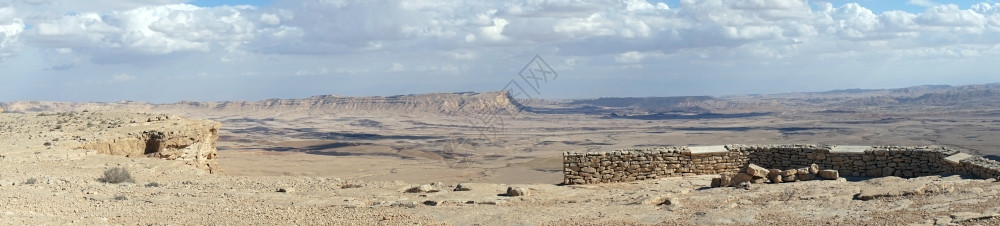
[77,115,223,174]
[0,111,224,173]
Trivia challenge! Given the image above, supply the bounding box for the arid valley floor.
[3,83,1000,225]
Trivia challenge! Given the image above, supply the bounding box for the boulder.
[719,174,734,187]
[808,163,820,175]
[768,169,781,178]
[731,173,754,185]
[784,174,797,182]
[780,169,797,177]
[768,174,783,184]
[746,164,769,178]
[796,167,810,175]
[819,170,840,180]
[506,187,530,197]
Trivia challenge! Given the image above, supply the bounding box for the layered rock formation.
[0,111,223,173]
[0,91,524,116]
[77,118,223,173]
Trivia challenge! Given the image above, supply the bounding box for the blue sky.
[1,0,999,102]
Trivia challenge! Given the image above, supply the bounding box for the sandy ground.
[3,100,1000,224]
[210,108,1000,185]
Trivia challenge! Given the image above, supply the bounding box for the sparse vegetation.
[114,195,128,201]
[341,183,362,189]
[145,182,161,187]
[25,178,37,185]
[100,167,135,184]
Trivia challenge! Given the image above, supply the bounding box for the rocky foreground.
[3,111,1000,225]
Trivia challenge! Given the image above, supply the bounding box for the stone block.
[731,173,753,185]
[784,174,797,182]
[769,175,783,183]
[819,170,839,180]
[796,167,810,175]
[809,163,820,175]
[780,169,797,177]
[747,164,769,177]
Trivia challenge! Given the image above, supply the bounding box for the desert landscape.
[3,83,1000,225]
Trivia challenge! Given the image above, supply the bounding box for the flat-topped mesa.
[0,91,524,116]
[563,144,1000,185]
[73,112,224,174]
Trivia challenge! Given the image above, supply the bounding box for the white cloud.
[615,51,645,63]
[26,4,263,62]
[388,63,405,72]
[112,73,135,81]
[259,13,280,25]
[5,0,1000,101]
[0,6,24,59]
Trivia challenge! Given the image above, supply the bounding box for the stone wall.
[563,144,1000,185]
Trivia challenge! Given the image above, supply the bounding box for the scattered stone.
[808,163,820,175]
[422,200,439,206]
[391,201,419,208]
[783,174,797,182]
[731,173,754,185]
[406,184,437,193]
[276,187,294,193]
[933,216,952,225]
[855,184,954,201]
[453,184,472,191]
[746,164,769,177]
[769,175,783,184]
[949,211,998,222]
[736,182,751,190]
[779,169,797,177]
[506,187,529,197]
[767,169,780,178]
[711,177,722,187]
[819,170,839,180]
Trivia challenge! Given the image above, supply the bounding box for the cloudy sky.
[1,0,999,102]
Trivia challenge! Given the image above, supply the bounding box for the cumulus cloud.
[0,6,24,59]
[5,0,1000,101]
[16,0,1000,64]
[25,4,266,63]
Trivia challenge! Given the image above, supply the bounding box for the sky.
[1,0,999,103]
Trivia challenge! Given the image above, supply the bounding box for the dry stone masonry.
[563,144,1000,185]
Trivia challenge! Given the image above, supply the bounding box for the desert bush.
[145,182,161,187]
[341,183,362,189]
[114,195,128,201]
[100,167,135,184]
[25,178,37,185]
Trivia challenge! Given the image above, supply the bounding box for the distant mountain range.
[2,83,999,115]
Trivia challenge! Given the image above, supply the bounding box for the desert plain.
[3,83,1000,225]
